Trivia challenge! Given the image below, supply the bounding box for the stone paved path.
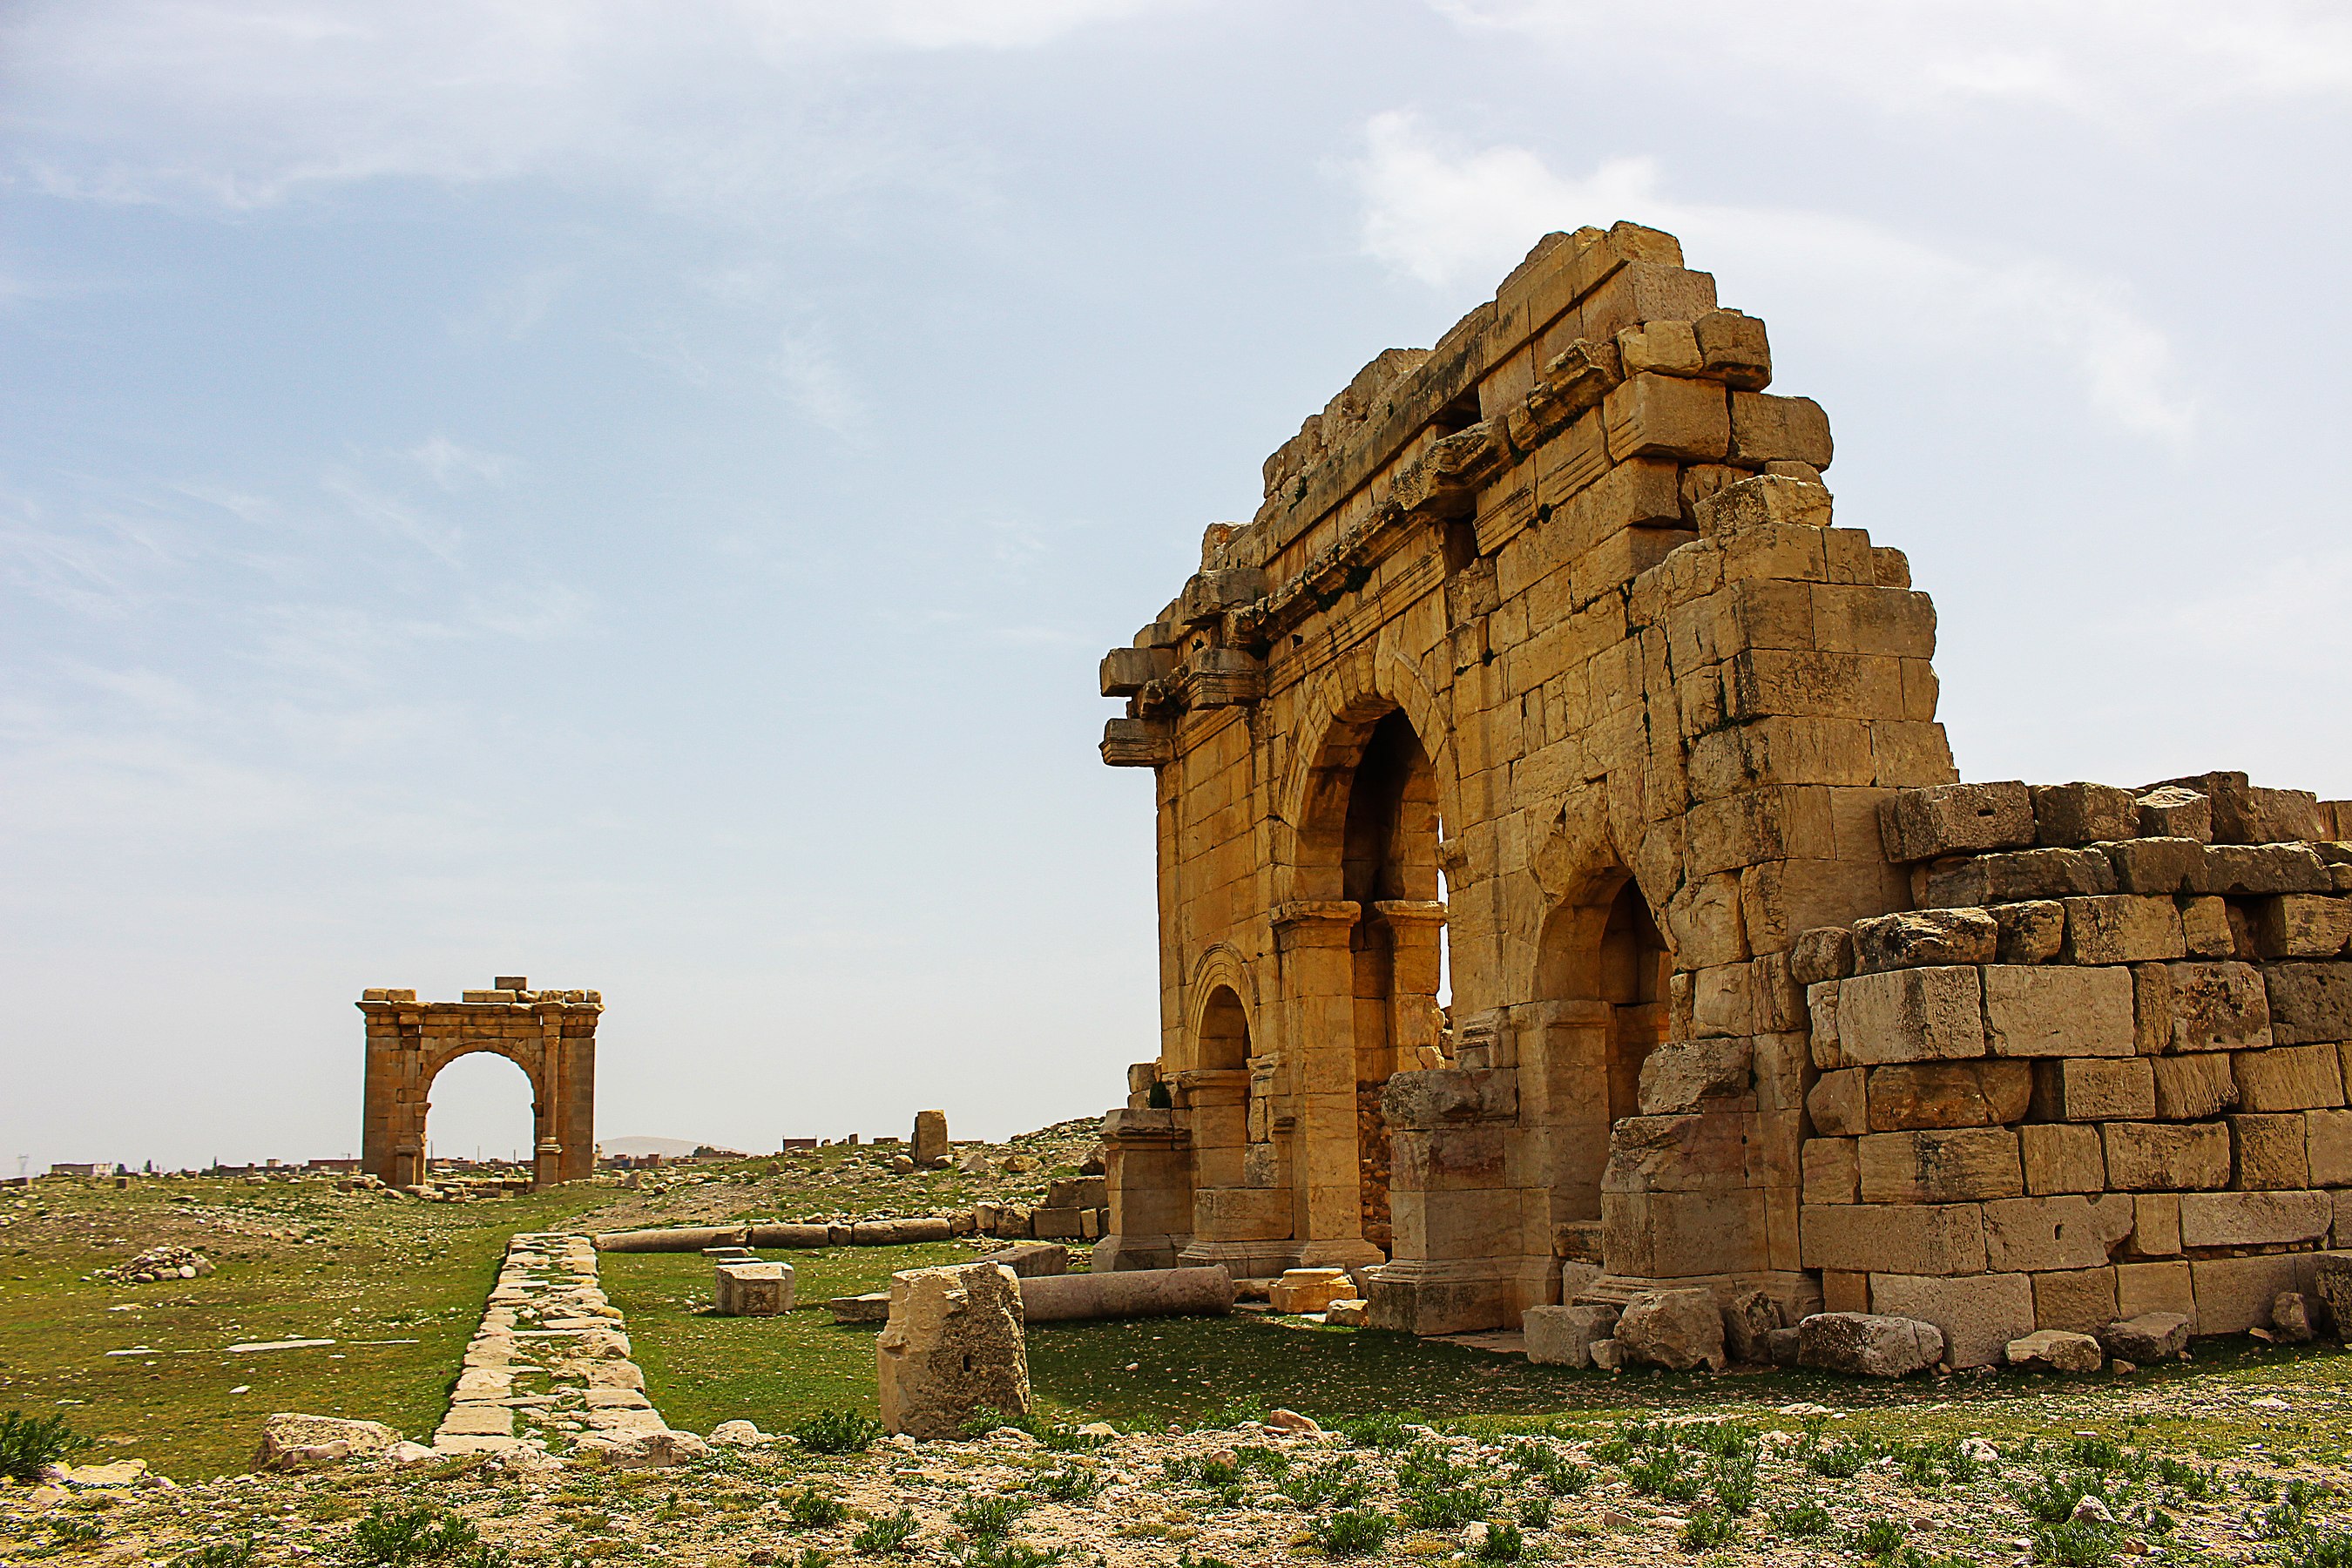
[435,1231,694,1460]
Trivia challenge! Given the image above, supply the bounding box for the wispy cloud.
[406,436,516,490]
[1348,112,2196,439]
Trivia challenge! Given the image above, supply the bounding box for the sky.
[3,0,2349,1171]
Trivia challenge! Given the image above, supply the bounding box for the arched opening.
[1534,875,1670,1225]
[1199,987,1251,1073]
[422,1051,538,1176]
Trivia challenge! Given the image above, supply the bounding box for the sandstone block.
[2137,787,2213,842]
[2099,1312,2191,1361]
[2061,896,2186,965]
[2132,1194,2181,1257]
[875,1262,1031,1441]
[1981,1194,2134,1272]
[255,1415,401,1471]
[1993,901,2065,963]
[2032,783,2139,848]
[713,1262,795,1317]
[2181,897,2236,958]
[1617,319,1702,376]
[2007,1329,2103,1373]
[2117,1260,2196,1325]
[2253,896,2352,960]
[2104,837,2205,896]
[1795,1311,1943,1376]
[1866,1060,2031,1130]
[1880,782,2033,862]
[1838,967,1986,1063]
[1802,1138,1859,1205]
[1523,1303,1621,1368]
[2021,1123,2105,1194]
[2137,963,2273,1053]
[2178,1190,2332,1249]
[1853,908,1998,972]
[2102,1122,2230,1191]
[1636,1037,1753,1113]
[2153,1052,2238,1119]
[2031,1057,2155,1121]
[1603,372,1728,462]
[1807,1069,1867,1136]
[2031,1268,2119,1336]
[2200,844,2332,896]
[1614,1287,1727,1371]
[1801,1202,1986,1274]
[1791,926,1856,986]
[1858,1127,2022,1203]
[1728,390,1832,468]
[2230,1113,2310,1190]
[1864,1272,2032,1369]
[2309,1109,2352,1187]
[1924,848,2117,907]
[1267,1268,1355,1315]
[2234,1044,2346,1111]
[1985,964,2134,1058]
[2189,1254,2301,1335]
[2266,963,2352,1046]
[1693,309,1772,389]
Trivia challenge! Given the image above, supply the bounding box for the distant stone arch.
[358,979,603,1189]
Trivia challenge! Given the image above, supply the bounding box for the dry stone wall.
[1794,776,2352,1364]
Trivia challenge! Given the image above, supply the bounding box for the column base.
[1179,1238,1303,1280]
[1095,1233,1193,1272]
[1297,1239,1387,1270]
[1365,1257,1544,1335]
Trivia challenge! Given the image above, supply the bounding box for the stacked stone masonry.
[1087,220,2352,1350]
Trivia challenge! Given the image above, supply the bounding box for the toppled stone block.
[592,1429,711,1469]
[829,1292,890,1323]
[1796,1312,1943,1377]
[1523,1303,1620,1368]
[1614,1288,1727,1371]
[1588,1337,1625,1370]
[1723,1288,1785,1364]
[714,1262,795,1317]
[1267,1268,1355,1315]
[2273,1292,2319,1344]
[1323,1299,1371,1327]
[1881,782,2034,863]
[2006,1330,2102,1373]
[2032,783,2138,848]
[875,1262,1031,1441]
[254,1414,400,1471]
[1853,908,1997,972]
[2097,1312,2190,1362]
[1762,1325,1801,1366]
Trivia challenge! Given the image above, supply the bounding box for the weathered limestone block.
[912,1110,950,1167]
[1808,980,1842,1068]
[2007,1329,2103,1373]
[1791,926,1856,985]
[1924,848,2116,908]
[2032,783,2139,848]
[1614,1288,1727,1371]
[2181,897,2237,958]
[1984,965,2134,1058]
[1866,1272,2031,1369]
[1693,309,1772,389]
[1796,1311,1944,1376]
[2137,787,2213,842]
[1993,901,2065,964]
[1801,1138,1859,1205]
[2234,1044,2347,1112]
[2253,896,2352,960]
[1603,1112,1747,1190]
[2105,838,2206,896]
[2021,1123,2106,1194]
[875,1262,1031,1440]
[713,1262,795,1317]
[1838,967,1985,1063]
[1604,1189,1769,1276]
[1523,1303,1620,1368]
[1723,1288,1786,1364]
[2153,1053,2238,1119]
[2116,1260,2196,1325]
[2061,896,2186,965]
[255,1414,401,1471]
[2177,1191,2332,1249]
[2230,1113,2311,1190]
[1880,782,2033,863]
[1603,371,1728,462]
[1267,1268,1355,1315]
[2266,963,2352,1046]
[2274,1291,2319,1343]
[2189,1255,2301,1335]
[2131,1194,2182,1257]
[2031,1268,2119,1335]
[1852,908,1997,973]
[2135,963,2273,1053]
[1801,1202,1986,1275]
[1981,1194,2133,1272]
[2102,1122,2230,1191]
[1727,390,1831,467]
[1636,1037,1753,1113]
[2099,1312,2191,1361]
[2308,1110,2352,1187]
[1807,1068,1867,1135]
[2199,844,2331,897]
[2031,1057,2155,1122]
[1858,1127,2022,1203]
[2313,1255,2352,1334]
[1866,1060,2031,1130]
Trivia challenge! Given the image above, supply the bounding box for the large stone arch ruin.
[1093,221,2352,1353]
[358,978,602,1189]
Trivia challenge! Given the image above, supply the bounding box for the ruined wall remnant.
[358,977,601,1190]
[1089,221,2352,1341]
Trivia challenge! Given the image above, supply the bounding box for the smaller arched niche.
[1198,985,1252,1072]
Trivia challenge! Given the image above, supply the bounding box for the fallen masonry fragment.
[1089,220,2352,1360]
[439,1232,704,1466]
[875,1260,1031,1440]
